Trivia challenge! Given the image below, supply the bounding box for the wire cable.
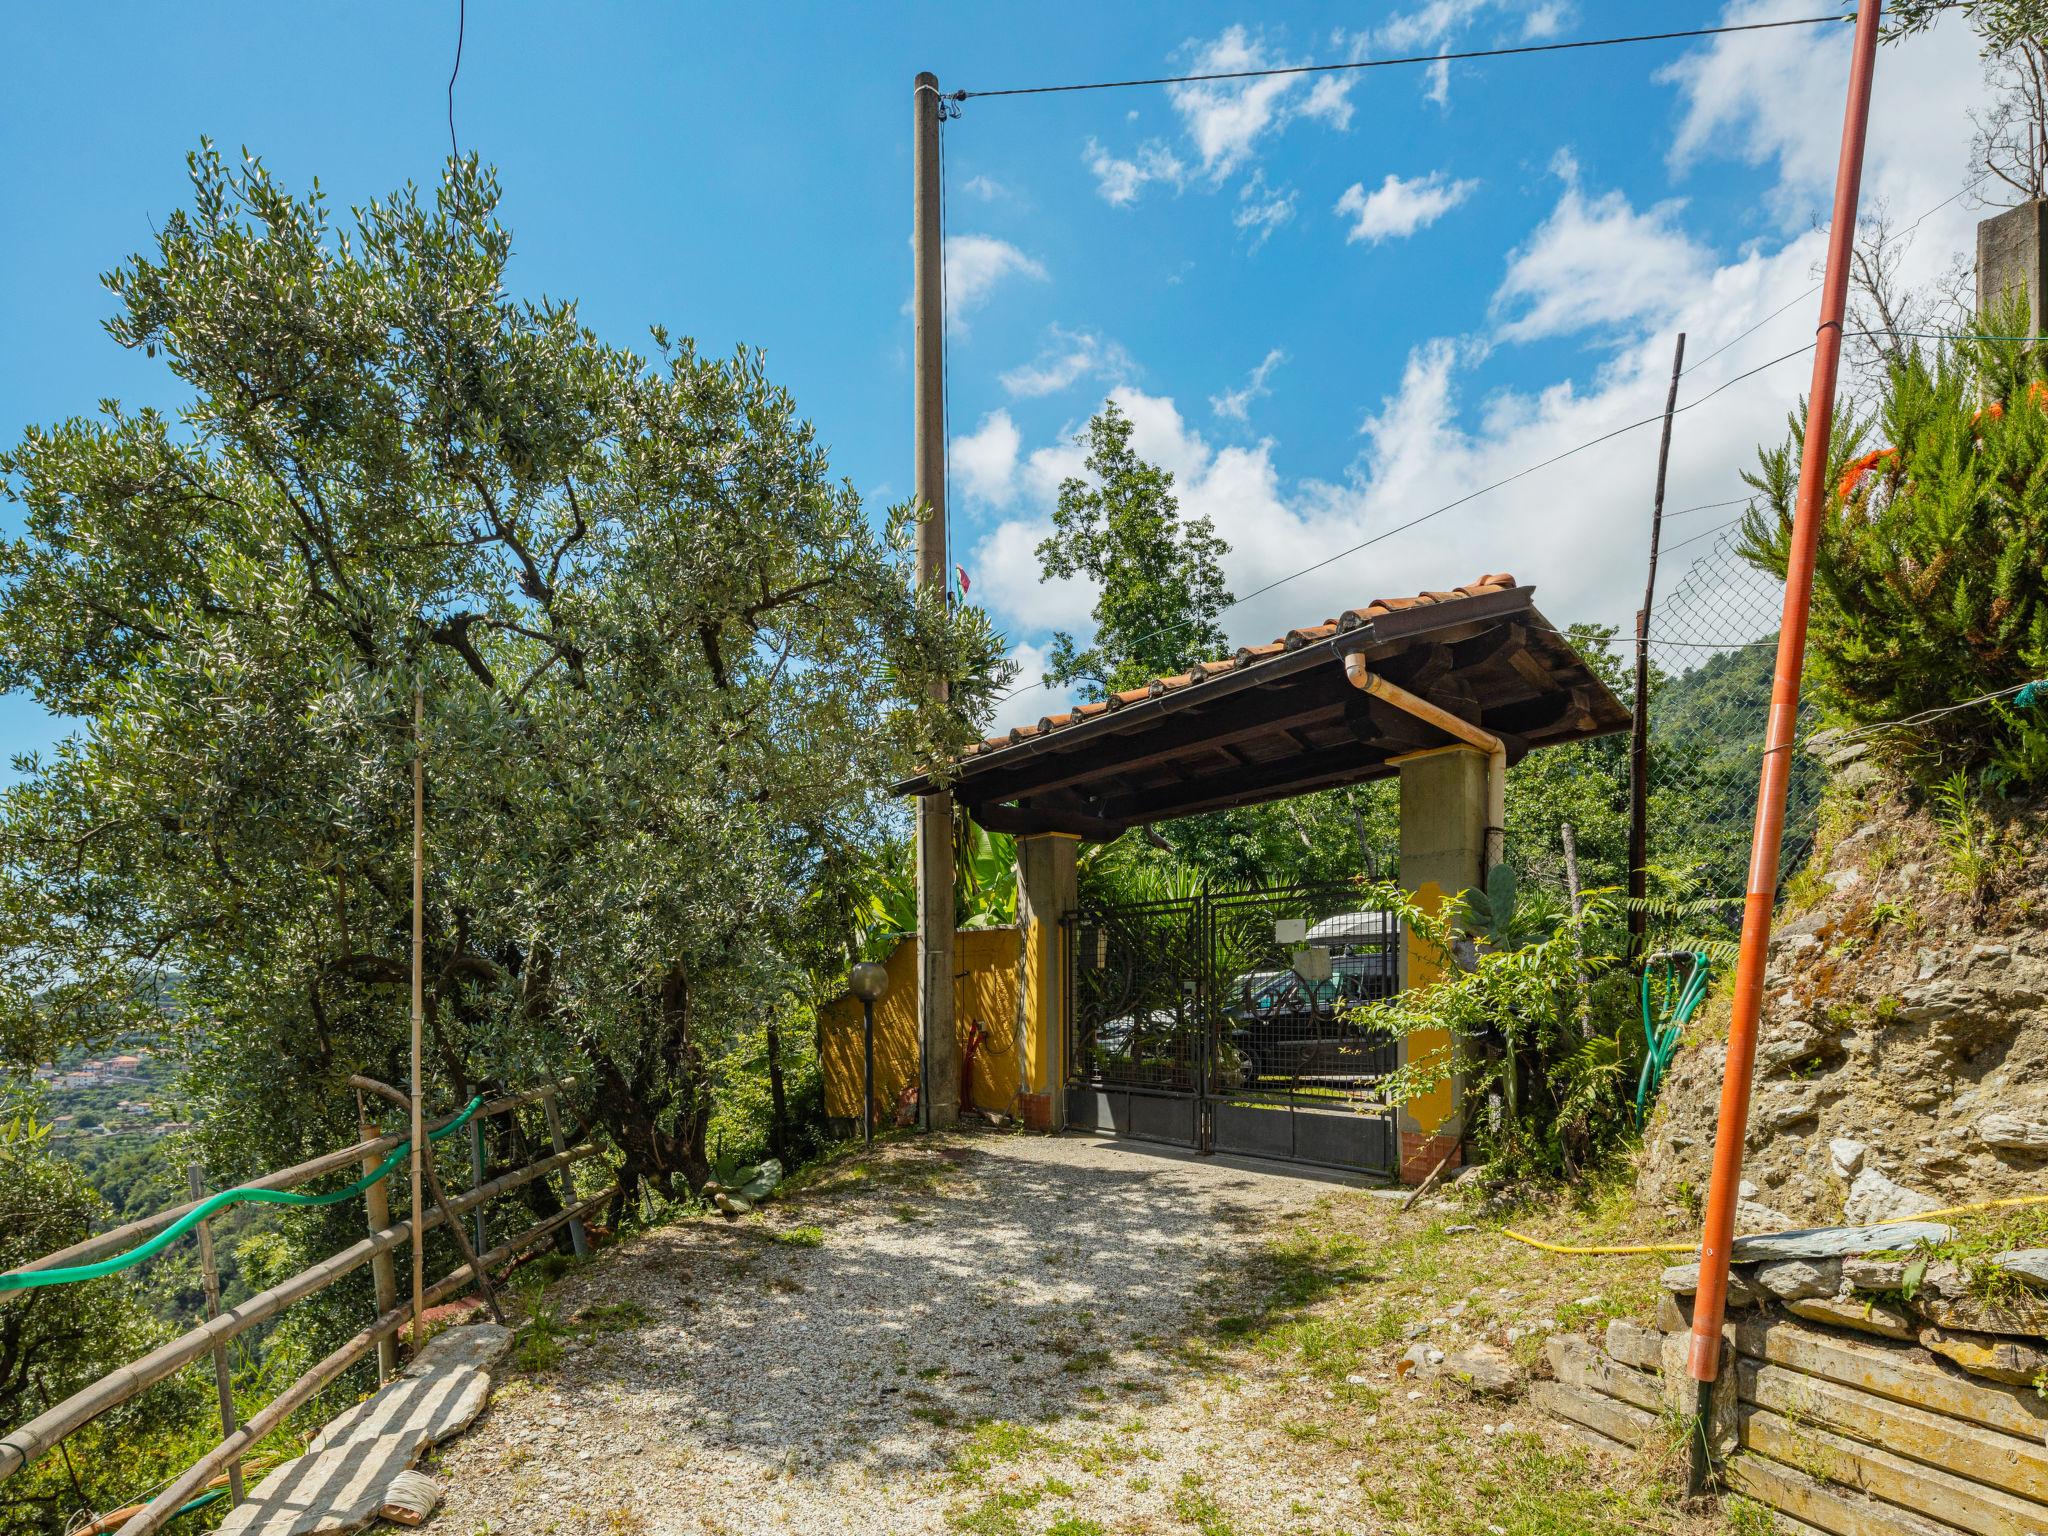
[447,0,466,160]
[955,14,1855,101]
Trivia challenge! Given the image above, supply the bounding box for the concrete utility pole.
[913,70,959,1129]
[1685,0,1882,1490]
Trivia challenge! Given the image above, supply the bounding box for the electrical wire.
[1663,496,1754,520]
[447,0,466,160]
[987,337,1817,708]
[953,13,1856,101]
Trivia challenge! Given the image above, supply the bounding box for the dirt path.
[431,1131,1730,1536]
[434,1132,1355,1533]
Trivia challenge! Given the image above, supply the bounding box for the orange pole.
[1688,0,1882,1393]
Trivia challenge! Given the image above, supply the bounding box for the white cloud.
[1522,3,1571,39]
[1335,169,1479,244]
[953,410,1021,507]
[1084,137,1185,206]
[1211,349,1286,422]
[962,173,1009,201]
[917,234,1046,324]
[962,7,1985,700]
[1491,156,1713,342]
[1299,74,1356,130]
[1083,26,1355,210]
[1378,0,1493,52]
[1168,27,1305,181]
[1660,0,1979,230]
[1234,172,1297,246]
[1424,53,1451,108]
[999,326,1135,400]
[988,638,1073,735]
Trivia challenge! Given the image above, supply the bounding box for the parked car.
[1222,937,1397,1086]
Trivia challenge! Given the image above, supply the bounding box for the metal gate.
[1062,881,1401,1177]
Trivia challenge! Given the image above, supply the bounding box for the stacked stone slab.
[215,1324,511,1536]
[1537,1240,2048,1535]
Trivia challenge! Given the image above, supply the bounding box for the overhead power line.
[954,14,1855,101]
[447,0,467,160]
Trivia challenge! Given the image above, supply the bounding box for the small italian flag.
[955,564,971,601]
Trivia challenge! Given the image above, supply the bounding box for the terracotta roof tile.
[973,573,1515,756]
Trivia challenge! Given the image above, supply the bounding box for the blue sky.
[0,2,1986,767]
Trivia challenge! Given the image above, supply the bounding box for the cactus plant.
[703,1154,785,1219]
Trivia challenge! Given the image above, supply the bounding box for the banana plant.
[851,812,1017,961]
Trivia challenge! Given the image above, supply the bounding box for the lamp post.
[848,962,890,1145]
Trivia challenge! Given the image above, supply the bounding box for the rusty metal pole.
[1687,0,1883,1485]
[1629,332,1686,963]
[187,1164,244,1505]
[913,69,959,1130]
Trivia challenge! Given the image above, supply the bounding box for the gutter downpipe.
[1685,0,1882,1493]
[1341,653,1505,873]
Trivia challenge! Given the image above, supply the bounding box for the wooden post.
[913,69,958,1130]
[1629,331,1686,963]
[410,681,426,1350]
[467,1117,488,1259]
[1689,0,1883,1481]
[186,1165,244,1505]
[541,1088,589,1258]
[357,1091,399,1382]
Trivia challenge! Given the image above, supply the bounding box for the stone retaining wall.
[1537,1250,2048,1535]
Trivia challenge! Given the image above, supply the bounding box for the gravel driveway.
[432,1130,1370,1535]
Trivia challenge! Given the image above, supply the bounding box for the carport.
[896,573,1629,1179]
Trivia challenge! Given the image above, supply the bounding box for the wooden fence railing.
[0,1076,613,1536]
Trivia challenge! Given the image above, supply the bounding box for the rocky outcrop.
[1639,769,2048,1226]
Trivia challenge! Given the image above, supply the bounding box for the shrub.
[1736,309,2048,790]
[1347,884,1638,1180]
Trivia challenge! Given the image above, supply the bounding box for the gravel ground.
[430,1130,1386,1535]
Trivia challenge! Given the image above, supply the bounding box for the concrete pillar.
[1013,832,1077,1131]
[1394,744,1489,1183]
[1977,200,2047,336]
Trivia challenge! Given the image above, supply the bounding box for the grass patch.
[772,1225,826,1247]
[949,1420,1069,1487]
[946,1486,1042,1535]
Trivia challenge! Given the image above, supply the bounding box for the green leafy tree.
[1353,886,1636,1180]
[0,1101,210,1532]
[0,146,1008,1226]
[1037,400,1233,699]
[1736,318,2048,786]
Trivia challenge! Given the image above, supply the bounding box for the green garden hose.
[1636,951,1710,1127]
[0,1096,485,1292]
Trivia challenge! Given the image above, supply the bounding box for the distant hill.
[1647,636,1824,900]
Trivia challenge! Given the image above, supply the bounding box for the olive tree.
[0,146,1007,1215]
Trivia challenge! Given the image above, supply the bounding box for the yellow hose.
[1490,1192,2048,1258]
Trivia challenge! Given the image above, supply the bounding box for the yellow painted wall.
[822,928,1022,1123]
[1399,879,1460,1135]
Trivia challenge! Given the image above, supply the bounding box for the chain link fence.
[1509,526,1821,923]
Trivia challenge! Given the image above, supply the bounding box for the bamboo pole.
[542,1087,589,1258]
[186,1166,244,1505]
[112,1187,613,1536]
[0,1143,596,1481]
[357,1092,399,1383]
[349,1075,504,1324]
[410,680,426,1354]
[6,1080,575,1281]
